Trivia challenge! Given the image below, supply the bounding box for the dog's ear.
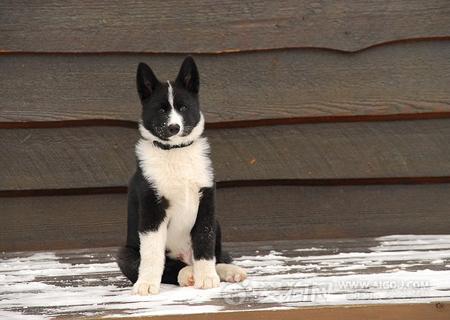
[175,56,199,93]
[136,63,159,102]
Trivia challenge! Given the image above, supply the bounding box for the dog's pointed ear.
[136,62,159,102]
[175,56,199,93]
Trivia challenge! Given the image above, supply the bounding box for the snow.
[1,235,450,319]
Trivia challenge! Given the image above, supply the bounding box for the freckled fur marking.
[139,113,204,146]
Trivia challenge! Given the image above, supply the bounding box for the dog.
[117,57,247,295]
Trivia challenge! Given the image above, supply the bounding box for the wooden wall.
[1,1,450,251]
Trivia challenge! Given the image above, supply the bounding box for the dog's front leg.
[191,187,220,289]
[133,221,167,295]
[133,191,168,296]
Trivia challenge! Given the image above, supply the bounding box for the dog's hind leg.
[178,263,247,285]
[162,257,187,285]
[117,246,186,285]
[216,263,247,283]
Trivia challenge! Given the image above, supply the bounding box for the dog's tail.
[215,221,232,264]
[117,246,140,284]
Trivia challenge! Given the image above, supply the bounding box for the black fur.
[137,57,201,141]
[191,187,217,261]
[117,246,187,285]
[117,57,230,286]
[118,178,230,284]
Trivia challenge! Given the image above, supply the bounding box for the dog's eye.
[159,106,167,113]
[179,105,188,112]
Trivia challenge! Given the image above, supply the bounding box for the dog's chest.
[137,138,213,195]
[136,138,214,263]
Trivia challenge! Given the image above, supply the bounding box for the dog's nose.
[168,124,180,135]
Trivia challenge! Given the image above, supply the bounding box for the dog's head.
[136,57,204,145]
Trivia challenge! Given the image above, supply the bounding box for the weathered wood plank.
[0,127,136,190]
[1,236,450,319]
[210,119,450,182]
[118,305,450,320]
[154,305,450,320]
[1,1,449,53]
[2,184,450,251]
[2,41,450,124]
[1,119,450,191]
[0,194,127,251]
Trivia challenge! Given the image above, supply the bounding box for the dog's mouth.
[150,126,187,142]
[166,124,197,140]
[140,114,204,145]
[180,126,194,137]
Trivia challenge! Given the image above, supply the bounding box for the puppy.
[117,57,246,295]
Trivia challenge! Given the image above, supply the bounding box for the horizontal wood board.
[2,41,450,124]
[149,304,450,320]
[1,119,450,191]
[2,184,450,251]
[1,236,450,319]
[1,0,449,53]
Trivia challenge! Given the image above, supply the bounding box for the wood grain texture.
[210,119,450,182]
[2,41,450,124]
[1,0,449,53]
[218,184,450,242]
[2,184,450,251]
[0,127,137,191]
[0,194,127,251]
[125,304,450,320]
[2,239,450,318]
[2,119,450,191]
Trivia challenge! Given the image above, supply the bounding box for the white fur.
[193,259,219,289]
[178,265,194,287]
[133,221,168,295]
[139,113,205,146]
[168,109,184,133]
[216,263,247,282]
[136,119,214,266]
[167,81,174,108]
[166,81,184,134]
[178,264,247,287]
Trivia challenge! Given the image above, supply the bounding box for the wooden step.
[1,235,450,319]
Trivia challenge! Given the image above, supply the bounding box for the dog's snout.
[168,124,180,135]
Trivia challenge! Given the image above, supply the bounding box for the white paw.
[216,263,247,283]
[178,266,195,287]
[132,279,160,295]
[194,270,220,289]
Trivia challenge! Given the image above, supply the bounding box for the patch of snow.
[235,259,285,267]
[1,235,450,318]
[372,235,450,251]
[0,311,45,320]
[332,264,368,271]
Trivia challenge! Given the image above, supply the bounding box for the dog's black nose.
[168,124,180,135]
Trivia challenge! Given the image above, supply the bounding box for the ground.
[1,235,450,319]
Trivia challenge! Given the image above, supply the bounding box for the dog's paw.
[178,265,195,287]
[132,279,160,295]
[194,270,220,289]
[216,263,247,283]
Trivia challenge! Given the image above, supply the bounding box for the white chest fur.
[135,137,214,264]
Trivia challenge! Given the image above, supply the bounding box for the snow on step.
[1,235,450,319]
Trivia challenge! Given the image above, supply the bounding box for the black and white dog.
[117,57,246,295]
